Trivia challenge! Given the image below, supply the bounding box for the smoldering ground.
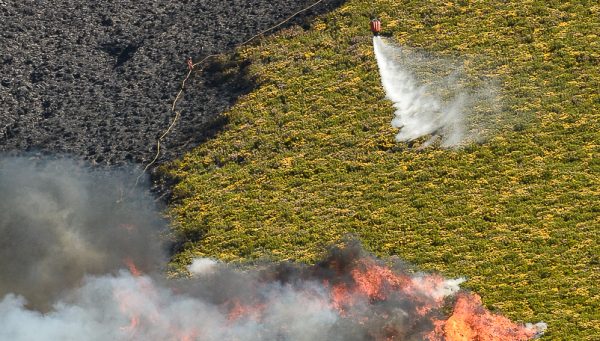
[373,36,501,148]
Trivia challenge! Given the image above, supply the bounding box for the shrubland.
[165,1,599,339]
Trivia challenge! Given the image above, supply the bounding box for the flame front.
[430,292,545,341]
[102,245,545,340]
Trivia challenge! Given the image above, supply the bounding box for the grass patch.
[165,1,599,339]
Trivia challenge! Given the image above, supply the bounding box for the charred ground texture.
[0,0,343,167]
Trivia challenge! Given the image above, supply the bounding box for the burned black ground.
[0,0,343,172]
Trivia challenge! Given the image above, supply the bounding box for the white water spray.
[373,36,499,147]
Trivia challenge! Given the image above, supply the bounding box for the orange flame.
[351,261,410,300]
[109,245,543,340]
[330,282,353,313]
[226,300,266,321]
[124,258,142,277]
[428,292,540,341]
[120,315,139,334]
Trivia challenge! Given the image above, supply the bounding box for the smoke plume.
[373,36,500,147]
[0,156,166,311]
[0,157,546,340]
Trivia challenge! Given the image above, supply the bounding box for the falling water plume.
[373,36,500,148]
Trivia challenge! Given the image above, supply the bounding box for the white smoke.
[0,157,545,340]
[0,156,166,311]
[526,322,549,338]
[373,36,499,147]
[412,276,466,301]
[0,271,341,341]
[188,258,219,275]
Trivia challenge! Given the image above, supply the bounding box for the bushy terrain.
[166,0,599,339]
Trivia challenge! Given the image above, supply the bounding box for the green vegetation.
[165,1,599,339]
